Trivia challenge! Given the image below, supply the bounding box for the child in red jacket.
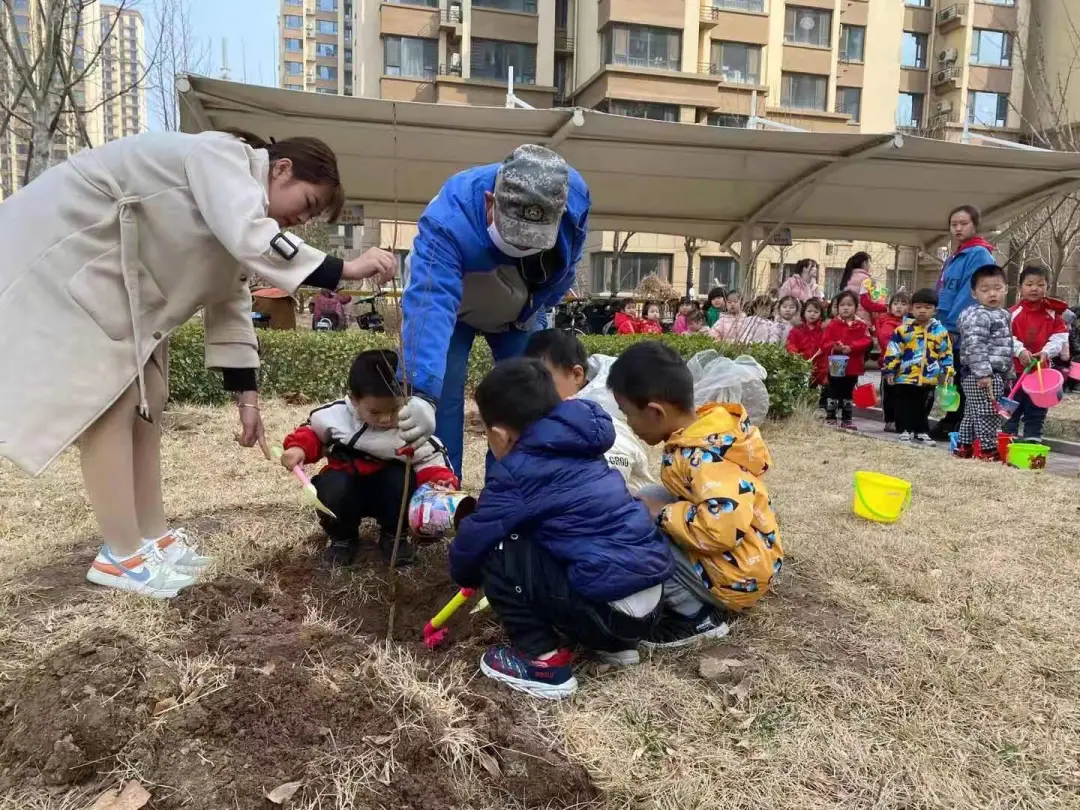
[639,301,664,335]
[875,292,910,432]
[1005,265,1069,440]
[821,290,873,429]
[279,350,458,568]
[786,297,828,408]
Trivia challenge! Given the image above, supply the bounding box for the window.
[14,13,29,29]
[316,0,337,9]
[383,36,437,79]
[905,0,930,5]
[284,61,302,75]
[316,64,338,80]
[590,253,673,294]
[600,100,679,121]
[711,0,764,10]
[970,29,1012,67]
[316,20,338,34]
[896,92,924,128]
[471,39,536,83]
[710,41,761,84]
[284,14,302,28]
[284,38,302,52]
[968,91,1009,128]
[901,31,927,69]
[316,42,337,57]
[473,0,538,11]
[12,0,29,8]
[839,24,865,62]
[780,72,827,111]
[285,0,302,4]
[603,25,681,72]
[706,112,749,128]
[698,256,737,294]
[316,88,337,94]
[824,268,844,299]
[981,0,1015,5]
[785,7,831,48]
[836,87,861,122]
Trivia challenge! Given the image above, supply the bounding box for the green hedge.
[168,322,810,417]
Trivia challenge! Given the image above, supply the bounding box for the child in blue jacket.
[449,358,674,700]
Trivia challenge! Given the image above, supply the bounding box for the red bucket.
[853,383,879,409]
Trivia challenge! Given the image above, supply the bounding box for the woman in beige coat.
[0,129,396,598]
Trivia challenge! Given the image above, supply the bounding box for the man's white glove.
[398,396,437,447]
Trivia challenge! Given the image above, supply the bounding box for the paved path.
[847,410,1078,478]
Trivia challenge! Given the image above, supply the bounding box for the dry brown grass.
[1,402,1079,808]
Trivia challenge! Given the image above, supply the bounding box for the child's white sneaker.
[898,431,914,443]
[86,543,197,599]
[153,528,213,573]
[915,433,936,446]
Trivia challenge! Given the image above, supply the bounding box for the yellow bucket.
[852,471,911,524]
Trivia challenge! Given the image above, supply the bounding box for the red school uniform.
[821,317,873,376]
[638,320,663,335]
[614,311,639,334]
[786,321,828,386]
[1009,297,1069,374]
[874,312,904,355]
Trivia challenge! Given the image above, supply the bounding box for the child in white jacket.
[525,330,655,493]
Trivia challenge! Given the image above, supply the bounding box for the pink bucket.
[1069,361,1080,382]
[1020,367,1065,409]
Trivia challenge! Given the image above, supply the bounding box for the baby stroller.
[313,317,335,332]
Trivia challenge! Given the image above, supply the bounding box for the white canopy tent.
[177,75,1080,278]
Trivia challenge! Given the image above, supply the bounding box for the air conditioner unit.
[305,22,314,31]
[450,52,461,68]
[939,48,958,63]
[936,99,953,113]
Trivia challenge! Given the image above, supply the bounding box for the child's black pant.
[826,375,857,422]
[312,463,416,540]
[892,383,935,435]
[880,378,896,424]
[482,537,659,658]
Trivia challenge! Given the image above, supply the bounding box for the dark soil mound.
[0,531,598,809]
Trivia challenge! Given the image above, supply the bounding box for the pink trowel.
[271,445,337,518]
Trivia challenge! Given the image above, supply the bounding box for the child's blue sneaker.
[479,646,578,700]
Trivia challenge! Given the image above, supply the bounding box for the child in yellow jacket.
[608,342,783,648]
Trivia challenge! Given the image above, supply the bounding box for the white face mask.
[488,220,543,258]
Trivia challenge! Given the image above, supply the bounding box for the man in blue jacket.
[396,144,590,475]
[931,204,996,439]
[450,358,673,699]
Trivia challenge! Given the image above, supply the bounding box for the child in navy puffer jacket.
[450,358,674,700]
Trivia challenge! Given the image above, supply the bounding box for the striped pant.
[958,373,1006,451]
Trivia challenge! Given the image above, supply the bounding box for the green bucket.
[937,383,960,413]
[1006,441,1050,470]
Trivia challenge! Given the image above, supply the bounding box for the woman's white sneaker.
[86,544,197,599]
[154,528,213,573]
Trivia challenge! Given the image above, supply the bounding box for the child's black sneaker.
[479,645,578,700]
[640,605,731,650]
[378,531,416,568]
[320,538,356,569]
[840,421,858,432]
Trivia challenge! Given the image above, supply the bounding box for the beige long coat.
[0,131,328,476]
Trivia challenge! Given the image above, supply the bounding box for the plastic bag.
[688,351,770,425]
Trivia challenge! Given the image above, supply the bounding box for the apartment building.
[0,2,145,200]
[278,0,1051,298]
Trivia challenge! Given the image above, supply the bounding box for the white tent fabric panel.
[177,75,1080,247]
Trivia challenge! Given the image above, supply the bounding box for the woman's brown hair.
[226,129,345,221]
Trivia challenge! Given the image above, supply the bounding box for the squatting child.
[280,350,458,567]
[448,358,674,699]
[608,342,783,648]
[1005,265,1069,441]
[955,265,1014,460]
[881,288,953,445]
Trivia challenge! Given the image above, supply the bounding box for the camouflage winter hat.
[493,144,570,251]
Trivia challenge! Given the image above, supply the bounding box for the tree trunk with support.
[610,230,635,296]
[683,236,701,298]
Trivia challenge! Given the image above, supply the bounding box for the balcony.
[931,64,962,88]
[936,2,967,31]
[554,27,574,53]
[706,0,765,12]
[699,62,760,86]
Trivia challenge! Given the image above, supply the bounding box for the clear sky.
[164,0,279,88]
